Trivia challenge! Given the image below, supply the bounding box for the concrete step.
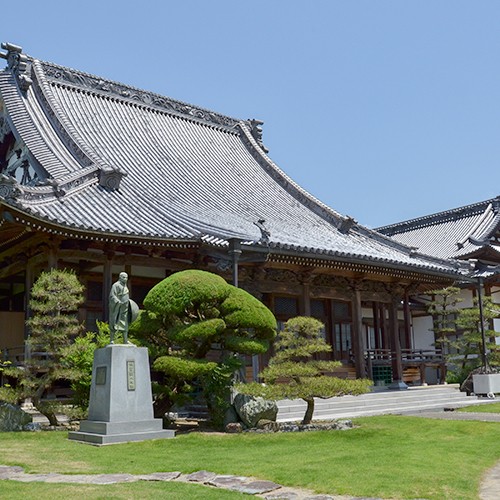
[276,385,496,422]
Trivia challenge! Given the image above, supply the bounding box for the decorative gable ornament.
[98,166,127,191]
[248,119,269,153]
[0,43,32,92]
[254,218,271,245]
[339,216,357,234]
[45,178,66,198]
[0,174,21,201]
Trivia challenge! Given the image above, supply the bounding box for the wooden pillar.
[352,289,367,378]
[102,257,113,323]
[380,303,389,349]
[301,282,311,317]
[45,237,62,270]
[388,295,408,390]
[125,263,132,297]
[24,259,35,361]
[403,291,412,350]
[47,245,58,270]
[372,301,380,349]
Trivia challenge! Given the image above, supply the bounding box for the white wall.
[412,316,435,350]
[459,289,474,308]
[412,286,500,348]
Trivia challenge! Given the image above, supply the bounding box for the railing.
[401,349,444,363]
[2,345,27,365]
[365,348,444,364]
[2,345,51,365]
[365,348,446,385]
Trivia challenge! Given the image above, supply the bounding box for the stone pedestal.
[68,345,175,445]
[473,373,500,397]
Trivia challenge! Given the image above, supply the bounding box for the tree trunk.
[302,397,315,425]
[33,396,59,426]
[153,395,173,419]
[45,411,59,427]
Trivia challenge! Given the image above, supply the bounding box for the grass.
[458,402,500,413]
[2,415,500,499]
[0,479,248,499]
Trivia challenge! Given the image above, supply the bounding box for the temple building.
[0,42,469,387]
[378,197,500,356]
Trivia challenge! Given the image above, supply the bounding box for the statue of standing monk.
[109,272,132,344]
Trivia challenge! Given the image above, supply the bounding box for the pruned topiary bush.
[130,270,276,427]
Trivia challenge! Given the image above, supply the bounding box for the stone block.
[0,402,32,431]
[69,345,175,445]
[233,393,278,428]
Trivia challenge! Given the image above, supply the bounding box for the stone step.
[279,387,469,411]
[181,404,210,419]
[278,387,465,410]
[276,385,496,422]
[278,399,489,421]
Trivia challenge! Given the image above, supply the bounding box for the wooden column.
[47,244,58,270]
[24,258,35,361]
[380,303,389,349]
[403,290,412,350]
[372,301,380,349]
[301,282,311,317]
[388,295,408,390]
[40,237,62,270]
[125,263,132,297]
[352,288,367,378]
[102,257,113,323]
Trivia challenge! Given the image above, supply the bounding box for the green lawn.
[2,415,500,499]
[459,402,500,413]
[0,480,248,499]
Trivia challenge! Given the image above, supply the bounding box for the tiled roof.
[0,46,464,278]
[377,197,500,261]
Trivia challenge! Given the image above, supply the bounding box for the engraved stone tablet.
[96,366,107,385]
[127,360,136,391]
[69,345,175,444]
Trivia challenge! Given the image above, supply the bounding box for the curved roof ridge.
[378,196,500,235]
[236,121,346,228]
[356,222,467,270]
[20,166,98,205]
[31,60,108,175]
[0,70,68,179]
[237,120,463,271]
[37,58,242,131]
[470,209,500,244]
[455,202,494,247]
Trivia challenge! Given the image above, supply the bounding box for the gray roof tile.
[0,54,465,277]
[378,197,500,260]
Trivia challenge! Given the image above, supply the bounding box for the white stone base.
[68,345,175,445]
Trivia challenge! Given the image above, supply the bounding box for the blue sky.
[2,1,499,227]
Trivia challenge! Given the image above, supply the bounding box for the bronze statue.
[109,272,131,344]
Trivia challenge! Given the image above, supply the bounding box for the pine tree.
[21,269,85,425]
[238,316,371,424]
[454,296,500,372]
[427,286,462,356]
